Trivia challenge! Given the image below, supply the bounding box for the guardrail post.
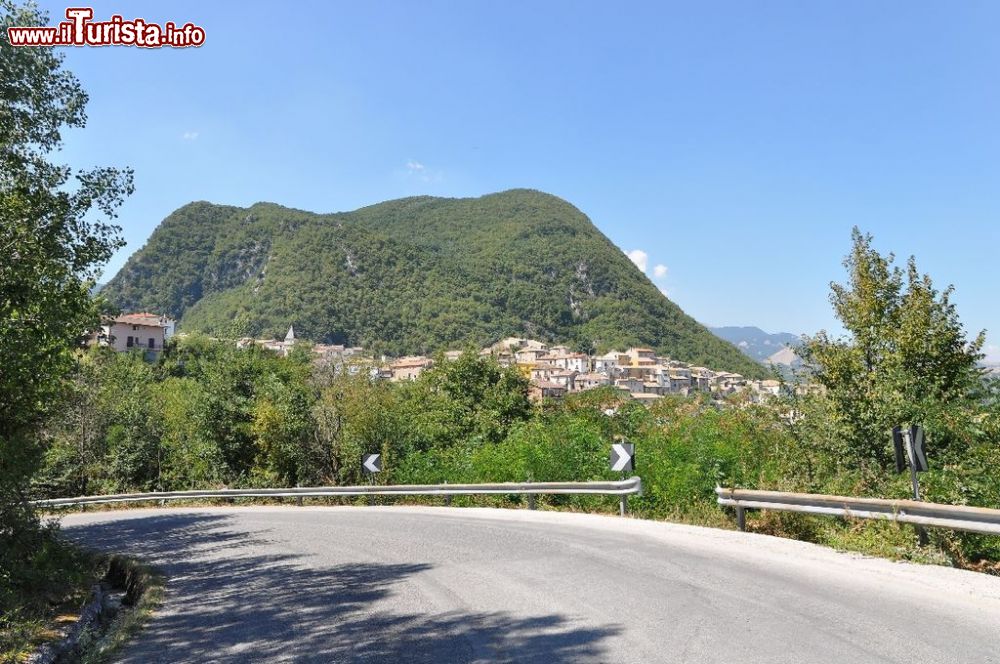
[296,496,303,507]
[736,506,746,532]
[528,494,536,510]
[619,494,627,517]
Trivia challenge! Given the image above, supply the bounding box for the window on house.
[126,336,133,347]
[148,338,155,349]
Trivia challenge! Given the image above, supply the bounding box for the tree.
[252,372,321,486]
[102,353,163,491]
[799,229,985,470]
[313,370,403,485]
[399,352,533,450]
[1,0,132,596]
[36,350,111,497]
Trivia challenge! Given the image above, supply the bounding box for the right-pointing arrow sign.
[362,453,382,474]
[610,442,634,472]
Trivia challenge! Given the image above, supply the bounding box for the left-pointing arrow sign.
[362,453,382,473]
[610,442,634,472]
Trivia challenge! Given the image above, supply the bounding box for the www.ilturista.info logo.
[6,8,205,48]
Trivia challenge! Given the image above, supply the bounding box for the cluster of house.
[315,335,785,403]
[93,315,791,403]
[465,337,781,402]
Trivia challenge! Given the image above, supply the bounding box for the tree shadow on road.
[62,512,622,663]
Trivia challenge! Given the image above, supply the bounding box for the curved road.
[61,506,1000,663]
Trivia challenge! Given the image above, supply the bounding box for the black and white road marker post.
[892,425,928,499]
[363,453,381,505]
[892,424,929,544]
[610,440,635,516]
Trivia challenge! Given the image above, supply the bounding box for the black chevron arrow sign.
[610,442,634,473]
[362,453,382,474]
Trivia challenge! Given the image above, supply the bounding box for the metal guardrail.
[716,487,1000,535]
[34,477,643,515]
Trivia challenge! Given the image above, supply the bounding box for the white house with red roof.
[96,312,174,354]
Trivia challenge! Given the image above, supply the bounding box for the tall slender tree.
[800,228,985,470]
[1,0,132,588]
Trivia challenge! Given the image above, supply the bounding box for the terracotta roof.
[391,357,432,368]
[531,380,565,390]
[113,312,169,327]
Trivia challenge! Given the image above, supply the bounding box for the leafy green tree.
[159,376,225,488]
[399,352,533,450]
[195,346,268,481]
[252,373,321,485]
[102,353,163,491]
[35,350,110,497]
[1,0,132,598]
[799,229,985,469]
[313,371,403,485]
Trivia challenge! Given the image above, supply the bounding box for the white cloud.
[181,130,199,141]
[653,264,668,279]
[983,344,1000,363]
[625,249,648,274]
[659,288,672,299]
[403,159,442,183]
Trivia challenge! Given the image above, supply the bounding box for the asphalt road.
[60,506,1000,663]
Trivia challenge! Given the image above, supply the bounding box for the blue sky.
[43,1,1000,360]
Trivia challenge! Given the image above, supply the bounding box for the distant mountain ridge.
[103,189,765,376]
[710,326,801,363]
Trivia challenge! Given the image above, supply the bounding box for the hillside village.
[255,331,803,402]
[93,312,795,403]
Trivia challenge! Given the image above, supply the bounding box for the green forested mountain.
[103,189,763,375]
